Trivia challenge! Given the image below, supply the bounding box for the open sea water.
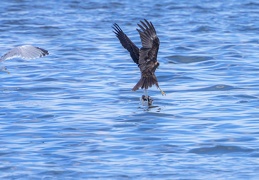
[0,0,259,179]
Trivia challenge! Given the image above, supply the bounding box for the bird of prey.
[112,19,165,104]
[0,45,49,62]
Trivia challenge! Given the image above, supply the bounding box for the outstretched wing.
[0,45,49,62]
[112,23,139,64]
[137,19,160,66]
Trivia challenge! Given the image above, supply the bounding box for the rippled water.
[1,0,259,179]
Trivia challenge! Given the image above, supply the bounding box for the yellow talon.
[158,87,166,96]
[162,91,166,96]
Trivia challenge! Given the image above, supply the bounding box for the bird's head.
[155,61,160,69]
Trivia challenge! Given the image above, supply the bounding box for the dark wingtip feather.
[144,19,149,25]
[112,23,123,36]
[141,20,149,29]
[35,47,49,56]
[137,23,145,32]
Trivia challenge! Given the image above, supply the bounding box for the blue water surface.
[0,0,259,179]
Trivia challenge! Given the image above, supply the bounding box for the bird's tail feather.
[132,76,158,91]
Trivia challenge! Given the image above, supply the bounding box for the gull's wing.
[112,23,139,64]
[137,19,160,65]
[0,45,49,62]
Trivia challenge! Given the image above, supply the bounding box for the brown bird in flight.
[112,19,165,99]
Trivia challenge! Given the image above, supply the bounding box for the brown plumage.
[112,19,165,95]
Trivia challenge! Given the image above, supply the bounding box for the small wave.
[35,77,58,82]
[191,25,217,32]
[244,2,259,7]
[194,84,235,91]
[189,145,254,155]
[235,94,258,99]
[166,55,213,64]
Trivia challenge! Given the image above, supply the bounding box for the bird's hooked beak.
[155,61,160,69]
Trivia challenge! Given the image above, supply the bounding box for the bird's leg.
[158,87,166,96]
[144,89,148,99]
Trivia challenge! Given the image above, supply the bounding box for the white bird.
[0,45,49,62]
